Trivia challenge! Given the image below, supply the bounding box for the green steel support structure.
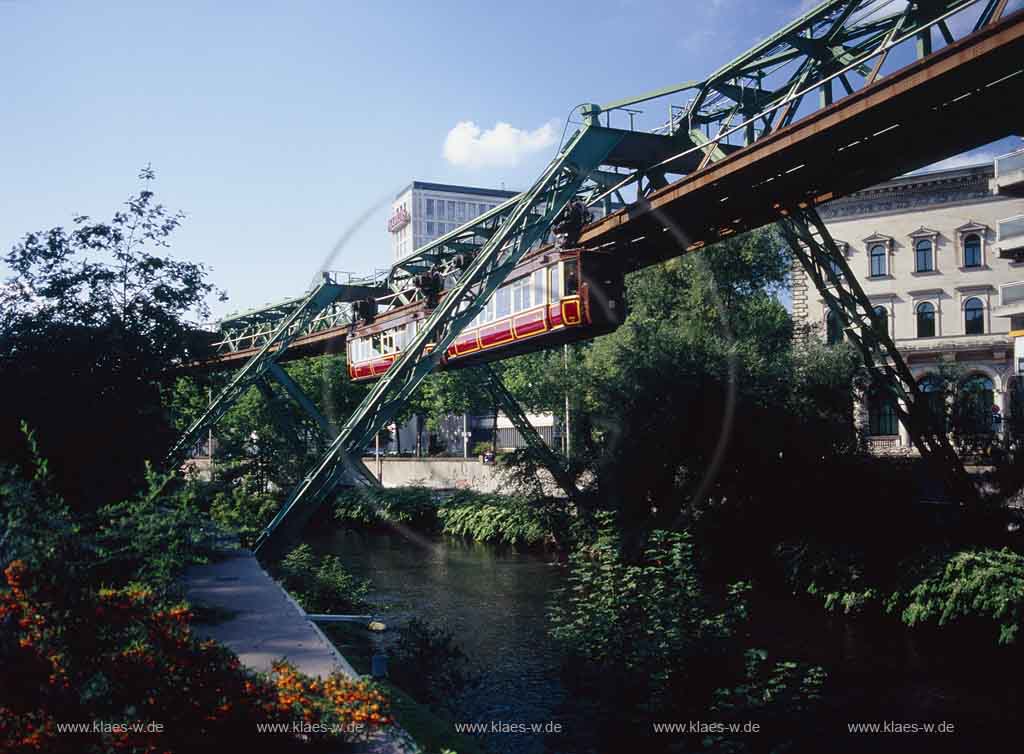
[253,123,626,552]
[476,364,578,500]
[168,282,377,487]
[164,0,1012,552]
[779,207,979,505]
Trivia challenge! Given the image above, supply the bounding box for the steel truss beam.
[593,0,1001,204]
[778,206,979,505]
[475,364,578,500]
[167,281,377,488]
[253,123,626,553]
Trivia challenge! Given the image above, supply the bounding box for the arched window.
[916,301,936,338]
[963,234,982,268]
[964,297,984,335]
[957,375,995,435]
[868,386,899,436]
[870,244,887,277]
[918,375,947,431]
[872,305,889,339]
[915,239,933,272]
[826,310,844,345]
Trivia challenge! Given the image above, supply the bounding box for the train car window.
[496,286,511,318]
[485,295,496,323]
[548,265,561,302]
[532,269,545,307]
[370,334,382,358]
[564,259,579,296]
[511,276,529,312]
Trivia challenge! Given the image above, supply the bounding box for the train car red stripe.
[512,306,548,339]
[479,319,515,349]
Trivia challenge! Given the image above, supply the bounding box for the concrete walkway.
[183,550,417,754]
[183,550,357,679]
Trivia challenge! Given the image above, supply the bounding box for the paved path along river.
[183,549,416,753]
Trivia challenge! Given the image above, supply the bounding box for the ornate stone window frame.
[955,284,994,335]
[908,226,940,274]
[908,287,944,338]
[863,232,894,279]
[955,220,989,270]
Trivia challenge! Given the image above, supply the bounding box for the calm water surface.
[317,528,588,754]
[316,528,1022,754]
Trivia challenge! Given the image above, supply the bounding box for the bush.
[274,544,370,614]
[887,547,1024,645]
[0,560,391,752]
[93,468,230,589]
[437,490,564,546]
[549,518,748,711]
[334,487,439,531]
[207,484,281,549]
[388,618,475,713]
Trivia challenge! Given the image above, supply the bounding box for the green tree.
[0,167,222,509]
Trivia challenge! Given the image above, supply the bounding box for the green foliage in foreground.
[273,543,370,614]
[887,547,1024,645]
[549,516,825,750]
[389,618,476,715]
[778,539,1024,645]
[333,486,564,546]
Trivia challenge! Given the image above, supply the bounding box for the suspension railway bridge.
[169,0,1024,554]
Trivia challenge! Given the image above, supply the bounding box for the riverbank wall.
[360,456,564,495]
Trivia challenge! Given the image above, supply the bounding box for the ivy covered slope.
[332,486,569,547]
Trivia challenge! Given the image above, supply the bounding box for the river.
[315,527,1022,754]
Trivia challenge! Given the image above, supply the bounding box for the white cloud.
[443,120,558,169]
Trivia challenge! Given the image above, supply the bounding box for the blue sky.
[1,0,1020,321]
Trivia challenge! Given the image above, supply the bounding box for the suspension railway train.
[346,247,625,382]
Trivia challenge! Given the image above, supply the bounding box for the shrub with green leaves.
[549,517,748,709]
[438,490,563,546]
[887,547,1024,645]
[389,618,476,713]
[274,544,370,614]
[334,486,440,530]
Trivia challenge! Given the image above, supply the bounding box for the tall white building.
[388,181,519,262]
[792,148,1024,452]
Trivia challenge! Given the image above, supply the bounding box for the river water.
[317,528,585,754]
[317,527,1022,754]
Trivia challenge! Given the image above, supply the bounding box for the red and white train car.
[346,248,625,382]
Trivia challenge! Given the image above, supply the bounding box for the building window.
[868,386,899,436]
[915,239,933,272]
[447,201,456,220]
[826,310,844,345]
[425,199,434,217]
[957,375,995,435]
[963,234,982,268]
[869,244,887,277]
[872,305,889,339]
[964,297,984,335]
[425,221,434,236]
[916,302,936,338]
[827,257,843,279]
[479,203,487,216]
[918,375,947,431]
